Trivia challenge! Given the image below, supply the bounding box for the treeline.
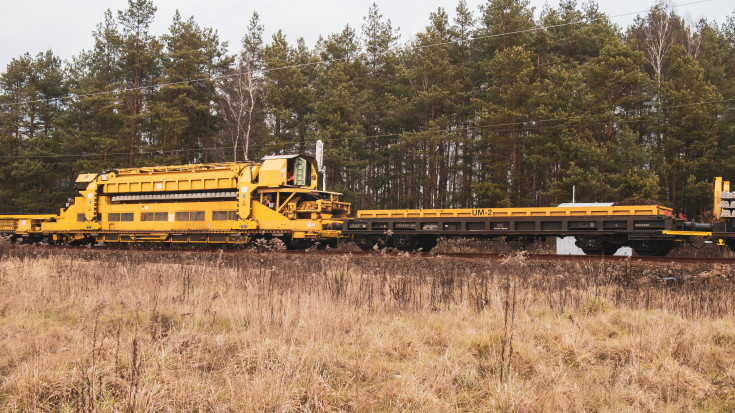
[1,0,734,217]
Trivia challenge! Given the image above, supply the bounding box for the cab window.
[286,157,310,186]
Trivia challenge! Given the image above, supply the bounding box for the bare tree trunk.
[218,58,257,163]
[244,64,255,161]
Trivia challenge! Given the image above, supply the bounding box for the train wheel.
[576,237,619,255]
[288,238,312,250]
[355,235,379,251]
[391,235,420,251]
[580,245,619,255]
[418,235,437,252]
[580,244,621,256]
[631,241,675,257]
[726,240,735,253]
[315,239,338,250]
[601,243,621,256]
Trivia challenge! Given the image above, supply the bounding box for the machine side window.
[120,213,134,222]
[108,213,120,222]
[141,212,167,221]
[77,214,86,222]
[213,210,237,221]
[174,211,204,221]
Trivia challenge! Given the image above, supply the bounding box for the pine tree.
[0,51,68,212]
[361,3,400,207]
[474,46,533,206]
[117,0,161,167]
[261,31,316,156]
[582,36,656,199]
[153,11,229,164]
[312,26,368,207]
[478,0,534,54]
[659,45,721,214]
[452,0,478,207]
[400,8,459,208]
[63,9,125,171]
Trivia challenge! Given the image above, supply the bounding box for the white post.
[316,140,326,190]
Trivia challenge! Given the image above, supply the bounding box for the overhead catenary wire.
[0,0,712,108]
[2,96,732,162]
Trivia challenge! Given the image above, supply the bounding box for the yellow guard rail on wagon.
[356,205,673,219]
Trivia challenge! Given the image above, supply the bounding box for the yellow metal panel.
[662,230,712,236]
[259,158,288,186]
[75,173,97,183]
[251,201,293,224]
[0,214,56,220]
[102,166,241,194]
[100,200,239,232]
[0,219,14,231]
[717,179,731,221]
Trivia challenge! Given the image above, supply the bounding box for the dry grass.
[0,244,734,412]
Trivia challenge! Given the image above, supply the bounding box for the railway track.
[4,243,734,264]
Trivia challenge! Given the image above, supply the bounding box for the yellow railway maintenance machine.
[0,155,350,248]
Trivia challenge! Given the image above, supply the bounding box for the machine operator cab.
[253,154,349,220]
[258,155,317,188]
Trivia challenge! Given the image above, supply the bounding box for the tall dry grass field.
[0,244,734,411]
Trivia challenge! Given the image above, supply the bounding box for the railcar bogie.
[628,240,676,257]
[574,236,624,256]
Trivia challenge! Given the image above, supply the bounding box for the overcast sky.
[1,0,733,70]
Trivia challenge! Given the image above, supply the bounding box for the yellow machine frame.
[713,177,731,220]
